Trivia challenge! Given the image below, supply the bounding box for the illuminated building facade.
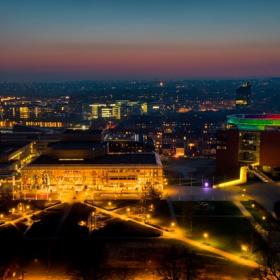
[21,141,164,197]
[217,114,280,178]
[0,142,35,185]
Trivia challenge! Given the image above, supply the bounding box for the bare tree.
[140,183,162,213]
[252,223,280,280]
[109,267,135,280]
[157,246,183,280]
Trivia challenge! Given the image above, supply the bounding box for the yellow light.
[242,194,245,197]
[126,207,131,213]
[262,216,266,221]
[241,244,248,252]
[243,188,246,192]
[146,214,151,219]
[11,208,15,214]
[0,214,4,219]
[215,166,248,188]
[108,201,112,206]
[203,232,209,239]
[171,222,175,227]
[79,220,86,227]
[251,204,255,208]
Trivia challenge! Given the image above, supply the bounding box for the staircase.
[250,167,274,183]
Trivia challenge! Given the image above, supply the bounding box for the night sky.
[0,0,280,81]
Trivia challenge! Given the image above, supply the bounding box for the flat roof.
[48,141,104,150]
[29,153,160,166]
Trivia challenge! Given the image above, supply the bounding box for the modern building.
[89,101,145,121]
[216,114,280,178]
[0,142,35,186]
[235,82,251,108]
[21,141,164,198]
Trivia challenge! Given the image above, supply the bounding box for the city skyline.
[1,0,280,81]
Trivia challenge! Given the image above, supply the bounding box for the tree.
[140,183,162,213]
[109,267,135,280]
[157,246,183,280]
[252,223,280,280]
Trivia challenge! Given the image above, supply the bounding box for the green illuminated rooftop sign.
[227,114,280,131]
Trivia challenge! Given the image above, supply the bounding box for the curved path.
[84,202,259,269]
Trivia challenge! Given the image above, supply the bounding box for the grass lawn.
[172,201,265,255]
[172,201,243,217]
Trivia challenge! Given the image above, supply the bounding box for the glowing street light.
[204,182,209,188]
[170,222,175,228]
[262,216,266,221]
[251,203,255,208]
[203,232,209,239]
[79,220,86,227]
[108,201,112,207]
[146,214,151,219]
[126,207,131,213]
[0,214,4,219]
[241,244,248,252]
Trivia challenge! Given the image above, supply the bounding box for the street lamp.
[251,203,255,208]
[241,244,248,252]
[126,207,131,213]
[203,232,209,239]
[262,216,266,221]
[170,222,175,228]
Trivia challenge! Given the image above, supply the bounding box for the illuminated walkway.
[84,202,259,269]
[214,166,248,188]
[0,202,61,229]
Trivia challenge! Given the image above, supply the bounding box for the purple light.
[204,182,209,188]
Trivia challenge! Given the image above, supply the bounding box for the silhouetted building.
[235,82,251,108]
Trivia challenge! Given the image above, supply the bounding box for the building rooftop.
[30,153,160,166]
[227,114,280,131]
[48,141,104,150]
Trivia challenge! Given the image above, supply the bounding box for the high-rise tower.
[235,82,251,108]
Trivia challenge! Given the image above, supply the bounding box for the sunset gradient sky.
[0,0,280,81]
